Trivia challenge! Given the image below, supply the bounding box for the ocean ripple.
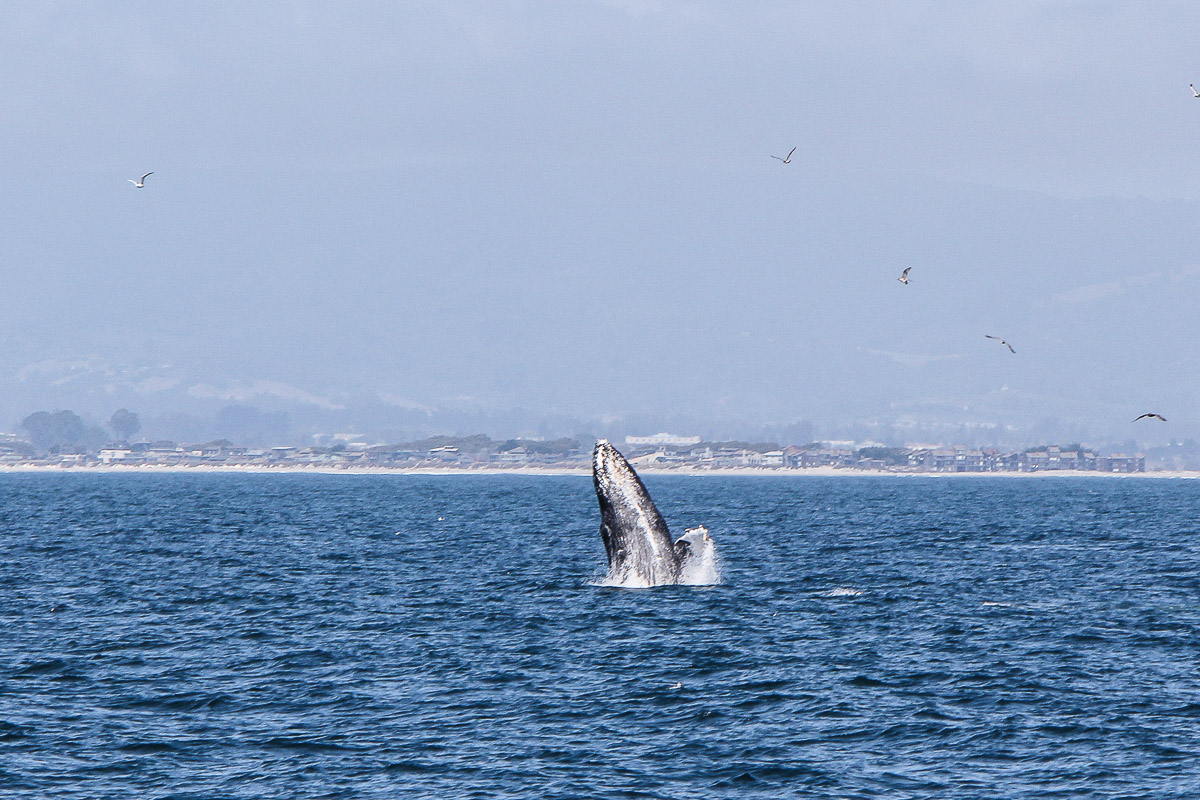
[2,473,1200,797]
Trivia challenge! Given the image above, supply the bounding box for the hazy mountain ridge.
[5,4,1200,448]
[0,354,1180,454]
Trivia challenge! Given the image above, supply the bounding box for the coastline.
[0,463,1195,478]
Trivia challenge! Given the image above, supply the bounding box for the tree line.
[20,409,140,453]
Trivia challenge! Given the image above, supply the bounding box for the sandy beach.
[0,463,1196,478]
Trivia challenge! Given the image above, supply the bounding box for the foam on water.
[590,526,721,588]
[591,572,655,589]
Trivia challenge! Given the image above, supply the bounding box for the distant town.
[0,427,1152,473]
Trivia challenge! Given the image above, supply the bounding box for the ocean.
[1,473,1198,798]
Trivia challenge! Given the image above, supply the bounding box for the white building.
[625,432,702,447]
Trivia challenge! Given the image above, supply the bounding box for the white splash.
[590,525,721,588]
[822,587,864,597]
[591,572,655,590]
[677,526,721,586]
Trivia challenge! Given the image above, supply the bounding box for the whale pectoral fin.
[600,521,617,563]
[601,521,628,572]
[673,537,693,565]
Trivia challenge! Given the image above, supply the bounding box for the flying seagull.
[1132,413,1167,422]
[128,172,153,188]
[898,266,911,284]
[770,146,796,164]
[985,334,1015,354]
[1192,83,1200,98]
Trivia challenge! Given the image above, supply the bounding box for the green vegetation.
[392,435,581,455]
[1024,443,1088,454]
[498,438,579,455]
[21,410,107,453]
[700,441,781,453]
[108,408,141,440]
[400,434,496,453]
[857,446,910,465]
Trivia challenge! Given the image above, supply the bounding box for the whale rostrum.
[592,439,713,586]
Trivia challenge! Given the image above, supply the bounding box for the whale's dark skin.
[592,440,695,585]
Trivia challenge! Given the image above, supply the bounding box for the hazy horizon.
[5,2,1200,449]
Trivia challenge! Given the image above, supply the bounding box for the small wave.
[822,587,864,597]
[262,736,354,752]
[121,692,235,712]
[12,657,71,677]
[0,721,29,742]
[384,760,440,774]
[271,649,337,668]
[846,675,888,688]
[733,693,792,710]
[712,763,830,788]
[118,741,181,754]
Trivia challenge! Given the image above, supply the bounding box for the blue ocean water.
[2,473,1199,799]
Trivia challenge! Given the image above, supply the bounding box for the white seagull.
[1132,413,1167,423]
[770,146,796,164]
[128,172,153,188]
[985,334,1015,354]
[1191,83,1200,98]
[898,266,911,285]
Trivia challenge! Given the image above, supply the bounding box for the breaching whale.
[592,439,714,586]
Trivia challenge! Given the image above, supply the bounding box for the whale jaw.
[592,440,681,586]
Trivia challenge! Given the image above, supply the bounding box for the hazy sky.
[5,2,1200,443]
